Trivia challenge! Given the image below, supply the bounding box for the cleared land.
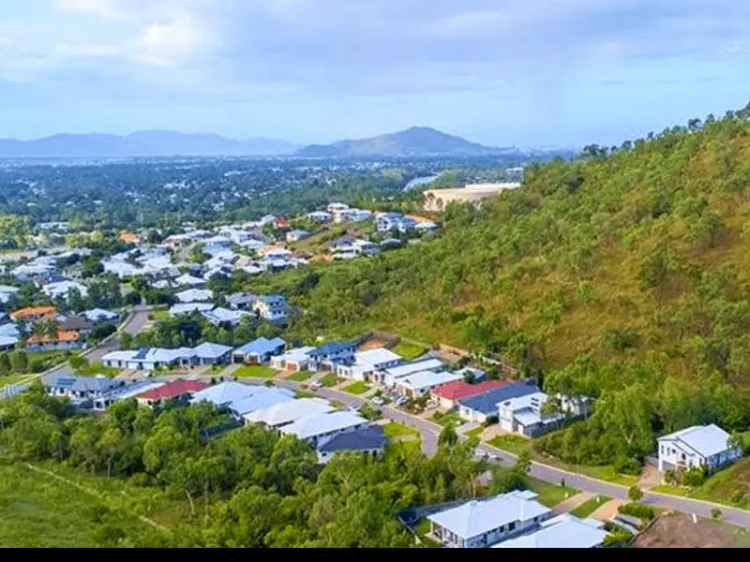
[634,513,750,548]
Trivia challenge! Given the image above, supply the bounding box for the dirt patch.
[639,465,662,490]
[634,513,749,548]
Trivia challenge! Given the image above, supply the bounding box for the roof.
[175,288,214,303]
[228,388,295,416]
[27,330,80,344]
[458,383,540,415]
[353,348,402,367]
[59,316,93,331]
[317,425,387,453]
[433,380,508,401]
[244,397,334,427]
[138,379,209,401]
[235,337,286,356]
[193,342,232,359]
[191,382,260,407]
[276,346,316,363]
[10,306,57,320]
[658,424,735,458]
[83,308,118,322]
[399,370,464,391]
[170,303,214,315]
[494,514,607,549]
[384,358,444,379]
[280,411,367,440]
[427,491,550,539]
[202,307,249,324]
[313,340,357,356]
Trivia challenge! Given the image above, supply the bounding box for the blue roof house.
[458,383,539,424]
[233,337,286,364]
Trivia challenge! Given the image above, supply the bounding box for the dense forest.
[249,105,750,469]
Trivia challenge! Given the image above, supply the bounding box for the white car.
[310,381,322,390]
[371,396,384,406]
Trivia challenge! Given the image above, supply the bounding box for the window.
[508,522,516,531]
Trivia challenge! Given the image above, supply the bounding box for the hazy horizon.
[3,1,750,148]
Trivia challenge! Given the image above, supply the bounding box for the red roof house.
[432,380,508,410]
[137,379,209,406]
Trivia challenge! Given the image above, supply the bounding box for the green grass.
[287,370,313,382]
[295,389,316,399]
[487,435,533,456]
[0,373,34,388]
[651,458,750,510]
[431,411,461,427]
[651,485,691,497]
[392,341,428,360]
[526,476,579,508]
[319,373,340,387]
[342,381,370,395]
[74,361,120,377]
[464,426,485,439]
[383,422,420,440]
[413,518,440,548]
[571,495,612,518]
[233,365,278,379]
[150,309,170,322]
[0,458,177,547]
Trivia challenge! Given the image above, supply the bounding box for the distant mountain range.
[296,126,519,158]
[0,130,301,158]
[0,127,571,159]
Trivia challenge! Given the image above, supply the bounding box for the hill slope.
[297,126,514,157]
[0,131,300,157]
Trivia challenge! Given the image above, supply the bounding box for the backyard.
[233,365,278,379]
[392,341,428,360]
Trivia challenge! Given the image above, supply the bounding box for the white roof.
[280,411,367,440]
[83,308,118,322]
[399,370,464,391]
[175,273,205,287]
[42,280,88,298]
[276,346,316,363]
[175,288,213,303]
[494,514,607,549]
[193,342,232,359]
[428,491,550,539]
[244,397,334,427]
[384,358,443,379]
[0,323,21,338]
[191,382,260,408]
[202,307,250,325]
[0,335,19,347]
[229,388,295,416]
[354,348,402,367]
[170,302,214,315]
[658,424,734,458]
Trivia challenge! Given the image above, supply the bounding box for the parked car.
[372,396,384,406]
[310,381,322,390]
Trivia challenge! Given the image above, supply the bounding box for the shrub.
[618,502,655,521]
[711,508,723,520]
[627,485,643,502]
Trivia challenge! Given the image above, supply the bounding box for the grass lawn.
[413,518,440,548]
[233,365,278,379]
[320,373,340,387]
[342,381,370,395]
[295,389,316,399]
[383,422,420,440]
[487,435,533,456]
[0,458,181,547]
[526,476,579,508]
[150,309,170,322]
[571,495,612,518]
[0,373,34,388]
[651,458,750,510]
[392,341,428,360]
[464,426,485,440]
[286,370,313,382]
[431,411,461,428]
[74,361,120,377]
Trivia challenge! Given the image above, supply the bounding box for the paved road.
[46,306,154,376]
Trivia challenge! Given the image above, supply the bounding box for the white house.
[279,411,369,447]
[175,288,213,303]
[497,392,588,438]
[201,307,251,327]
[657,424,742,473]
[396,370,464,398]
[493,514,608,549]
[42,280,89,300]
[252,294,288,323]
[378,358,444,387]
[244,397,335,428]
[336,348,403,381]
[270,346,316,372]
[427,491,552,549]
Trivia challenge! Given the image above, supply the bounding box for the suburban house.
[26,329,82,352]
[226,387,295,418]
[102,342,231,370]
[175,288,214,303]
[227,293,256,310]
[457,383,540,424]
[270,346,316,372]
[308,340,358,371]
[42,280,89,300]
[233,337,286,364]
[201,307,251,327]
[92,381,165,411]
[279,411,369,447]
[0,285,20,305]
[136,379,210,408]
[82,308,119,324]
[335,348,403,381]
[42,373,120,403]
[252,294,288,323]
[378,358,445,387]
[498,392,590,437]
[58,316,94,337]
[170,303,214,316]
[432,380,508,411]
[493,514,608,549]
[192,342,233,365]
[657,424,742,474]
[244,397,335,428]
[427,490,552,548]
[174,273,206,288]
[306,211,332,224]
[396,370,465,398]
[190,381,260,412]
[376,212,405,232]
[317,425,387,464]
[10,306,57,323]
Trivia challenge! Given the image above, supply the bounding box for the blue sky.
[2,0,750,147]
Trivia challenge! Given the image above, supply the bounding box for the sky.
[2,0,750,148]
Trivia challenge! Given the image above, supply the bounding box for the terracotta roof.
[432,380,508,401]
[119,232,142,243]
[27,330,80,344]
[138,379,209,401]
[10,306,57,321]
